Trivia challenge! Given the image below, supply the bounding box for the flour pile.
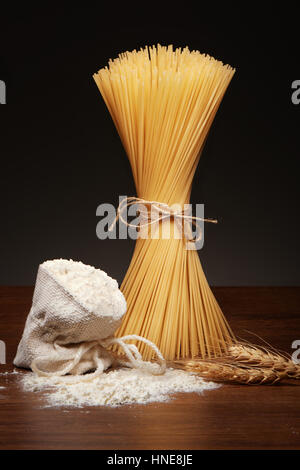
[21,367,220,408]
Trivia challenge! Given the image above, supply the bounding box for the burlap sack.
[14,262,126,376]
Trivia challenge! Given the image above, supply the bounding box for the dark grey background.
[1,3,299,286]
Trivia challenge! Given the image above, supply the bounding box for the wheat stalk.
[173,341,300,384]
[173,359,282,384]
[227,343,300,379]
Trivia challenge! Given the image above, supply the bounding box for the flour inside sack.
[41,259,126,319]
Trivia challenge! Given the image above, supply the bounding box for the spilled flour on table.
[0,370,19,376]
[21,367,220,408]
[0,370,20,386]
[0,371,21,396]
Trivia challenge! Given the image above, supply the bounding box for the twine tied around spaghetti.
[109,196,218,248]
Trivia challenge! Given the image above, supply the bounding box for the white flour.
[42,259,126,319]
[21,367,220,408]
[0,370,19,376]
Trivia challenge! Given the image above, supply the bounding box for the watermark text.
[0,340,6,364]
[0,80,6,104]
[291,340,300,364]
[96,196,206,250]
[291,80,300,105]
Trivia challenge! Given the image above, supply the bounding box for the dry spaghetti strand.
[93,45,235,361]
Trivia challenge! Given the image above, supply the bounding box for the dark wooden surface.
[0,286,299,450]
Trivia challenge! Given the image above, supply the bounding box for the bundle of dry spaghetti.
[93,45,300,384]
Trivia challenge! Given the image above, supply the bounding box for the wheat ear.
[173,341,300,384]
[227,343,300,379]
[173,359,282,384]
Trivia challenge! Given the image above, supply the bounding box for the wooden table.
[0,286,299,450]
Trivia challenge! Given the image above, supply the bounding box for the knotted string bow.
[109,196,217,248]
